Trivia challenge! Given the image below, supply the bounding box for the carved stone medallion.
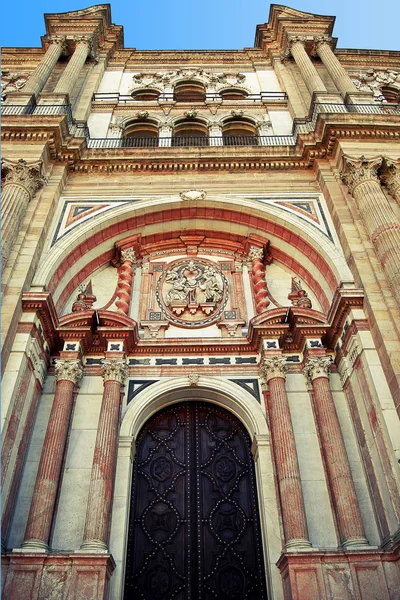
[156,259,228,327]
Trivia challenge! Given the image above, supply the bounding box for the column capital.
[248,246,263,261]
[380,157,400,196]
[340,154,383,194]
[43,35,68,54]
[260,356,287,382]
[311,35,334,56]
[303,355,332,382]
[121,248,137,265]
[55,359,83,384]
[102,359,128,384]
[2,158,46,199]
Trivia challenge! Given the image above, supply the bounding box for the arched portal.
[124,400,268,600]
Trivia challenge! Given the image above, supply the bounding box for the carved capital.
[248,246,263,262]
[311,35,333,56]
[260,356,287,382]
[340,155,383,194]
[44,35,68,55]
[2,159,46,199]
[55,359,83,384]
[102,359,128,384]
[121,248,137,264]
[287,35,308,55]
[380,158,400,196]
[303,356,332,382]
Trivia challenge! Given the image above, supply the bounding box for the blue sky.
[1,0,399,51]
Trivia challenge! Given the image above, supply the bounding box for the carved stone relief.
[350,69,400,101]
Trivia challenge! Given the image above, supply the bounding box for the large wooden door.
[124,402,268,600]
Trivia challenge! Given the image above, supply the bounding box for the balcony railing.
[92,91,288,104]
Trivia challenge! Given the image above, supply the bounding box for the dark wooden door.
[124,402,268,600]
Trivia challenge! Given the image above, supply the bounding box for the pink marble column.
[261,356,311,549]
[115,248,137,315]
[80,358,128,551]
[249,246,270,313]
[304,355,369,548]
[22,359,82,551]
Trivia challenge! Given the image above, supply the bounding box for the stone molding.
[260,356,287,382]
[54,359,83,384]
[340,155,383,194]
[303,356,333,381]
[2,158,46,199]
[102,359,128,384]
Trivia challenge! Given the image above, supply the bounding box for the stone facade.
[1,4,400,600]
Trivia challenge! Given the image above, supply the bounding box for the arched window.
[131,88,161,101]
[174,81,206,102]
[172,119,209,146]
[123,120,159,147]
[219,88,248,100]
[222,118,258,146]
[381,85,400,104]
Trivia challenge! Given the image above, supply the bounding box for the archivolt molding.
[120,376,269,440]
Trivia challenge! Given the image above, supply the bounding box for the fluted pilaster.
[341,155,400,307]
[304,356,368,548]
[22,359,82,551]
[115,249,137,315]
[54,38,90,96]
[288,36,327,96]
[23,37,67,96]
[312,36,358,99]
[81,359,128,551]
[261,356,311,549]
[1,159,45,266]
[249,246,270,313]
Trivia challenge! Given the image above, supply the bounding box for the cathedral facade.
[1,4,400,599]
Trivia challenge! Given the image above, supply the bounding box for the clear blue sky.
[1,0,399,51]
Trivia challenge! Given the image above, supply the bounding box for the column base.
[79,540,109,553]
[19,540,48,552]
[284,538,313,551]
[345,90,375,105]
[4,91,36,107]
[341,536,370,549]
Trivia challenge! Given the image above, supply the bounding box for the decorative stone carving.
[188,373,200,386]
[288,278,312,309]
[1,71,29,99]
[121,248,137,264]
[230,109,244,118]
[303,356,333,382]
[102,359,128,384]
[260,356,287,382]
[54,359,83,384]
[180,190,207,201]
[341,155,383,194]
[135,111,149,119]
[72,282,97,312]
[183,110,198,119]
[44,35,68,54]
[380,157,400,198]
[2,159,46,199]
[247,246,263,262]
[350,69,400,101]
[310,35,333,56]
[156,258,228,327]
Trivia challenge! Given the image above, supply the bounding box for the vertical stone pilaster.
[1,159,46,266]
[312,36,358,99]
[261,356,311,549]
[304,356,369,548]
[23,36,67,96]
[248,246,270,313]
[81,359,128,551]
[288,36,327,96]
[341,155,400,307]
[53,37,91,96]
[22,359,82,551]
[115,249,137,315]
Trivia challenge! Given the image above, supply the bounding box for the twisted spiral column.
[22,359,82,551]
[115,248,137,315]
[81,359,128,551]
[261,356,311,549]
[249,246,270,313]
[304,356,368,548]
[341,155,400,307]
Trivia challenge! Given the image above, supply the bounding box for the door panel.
[124,402,268,600]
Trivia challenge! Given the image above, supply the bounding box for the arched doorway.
[124,401,268,599]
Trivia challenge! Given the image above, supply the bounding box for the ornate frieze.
[340,155,383,194]
[350,69,400,101]
[260,356,287,382]
[102,359,128,384]
[2,159,46,199]
[303,356,332,381]
[55,359,83,384]
[1,71,29,98]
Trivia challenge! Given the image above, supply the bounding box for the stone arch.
[110,377,278,600]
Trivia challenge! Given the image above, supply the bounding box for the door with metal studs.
[124,402,268,600]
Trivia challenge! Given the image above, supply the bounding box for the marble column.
[304,356,368,548]
[23,36,67,96]
[53,37,91,97]
[288,36,327,96]
[312,36,358,99]
[22,359,82,551]
[115,249,137,315]
[1,159,46,266]
[248,246,270,313]
[260,356,311,549]
[341,155,400,307]
[380,158,400,205]
[80,358,128,551]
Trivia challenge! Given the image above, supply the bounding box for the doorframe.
[109,376,284,600]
